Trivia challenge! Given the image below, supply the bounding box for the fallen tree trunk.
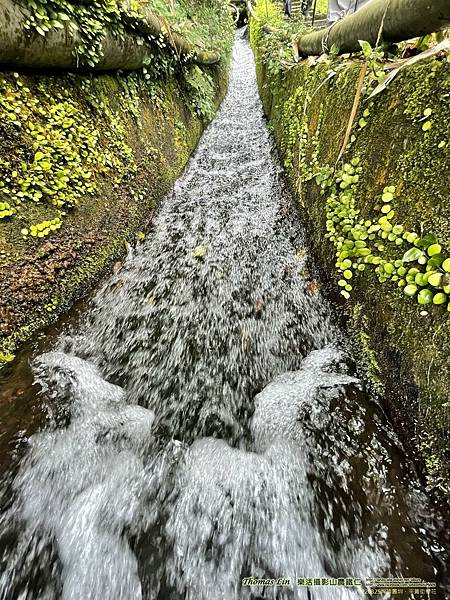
[297,0,450,56]
[0,0,219,71]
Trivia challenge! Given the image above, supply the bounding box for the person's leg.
[352,0,371,12]
[328,0,371,24]
[303,0,314,16]
[327,0,346,25]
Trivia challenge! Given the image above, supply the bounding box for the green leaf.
[433,292,447,305]
[406,232,418,244]
[417,289,433,305]
[428,253,445,267]
[415,234,437,248]
[427,243,442,257]
[358,39,372,57]
[428,272,442,287]
[404,284,417,297]
[330,44,339,56]
[414,272,428,287]
[442,258,450,272]
[402,247,424,263]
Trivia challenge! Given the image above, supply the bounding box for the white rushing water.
[0,32,448,600]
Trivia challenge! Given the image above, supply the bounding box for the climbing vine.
[305,59,450,312]
[22,0,233,69]
[302,124,450,311]
[20,0,234,124]
[23,0,143,67]
[317,162,450,309]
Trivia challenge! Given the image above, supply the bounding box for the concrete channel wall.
[0,65,230,362]
[251,16,450,506]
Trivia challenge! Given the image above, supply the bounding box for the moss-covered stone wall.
[251,24,450,505]
[0,63,229,363]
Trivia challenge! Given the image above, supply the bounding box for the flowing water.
[0,32,449,600]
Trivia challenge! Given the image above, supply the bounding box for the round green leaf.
[417,289,433,304]
[428,253,445,267]
[415,273,428,287]
[428,272,442,287]
[404,284,417,297]
[442,258,450,272]
[433,292,447,305]
[427,243,442,257]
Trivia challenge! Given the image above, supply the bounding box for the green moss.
[351,305,383,390]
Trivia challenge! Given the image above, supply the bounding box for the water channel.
[0,32,449,600]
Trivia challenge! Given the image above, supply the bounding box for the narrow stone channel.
[0,32,449,600]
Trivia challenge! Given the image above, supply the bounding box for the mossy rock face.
[251,29,450,505]
[0,62,230,363]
